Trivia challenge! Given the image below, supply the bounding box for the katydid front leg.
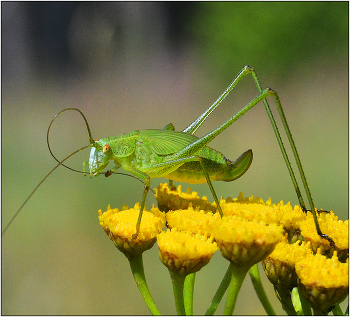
[133,175,150,240]
[104,163,122,178]
[121,161,151,240]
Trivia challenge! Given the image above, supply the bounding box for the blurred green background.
[2,2,348,315]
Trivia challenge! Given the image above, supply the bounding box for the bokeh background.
[2,2,348,315]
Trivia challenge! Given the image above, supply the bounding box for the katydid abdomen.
[165,148,253,184]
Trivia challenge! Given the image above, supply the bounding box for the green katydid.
[1,65,333,245]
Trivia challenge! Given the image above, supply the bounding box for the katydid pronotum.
[1,65,333,245]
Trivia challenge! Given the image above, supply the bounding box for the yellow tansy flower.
[155,183,217,213]
[166,207,220,235]
[266,237,313,266]
[219,193,284,224]
[263,238,313,292]
[295,250,349,314]
[299,211,349,257]
[210,217,283,267]
[280,203,307,243]
[157,228,218,275]
[280,203,306,227]
[98,203,166,256]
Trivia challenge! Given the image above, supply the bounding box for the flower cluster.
[97,183,348,315]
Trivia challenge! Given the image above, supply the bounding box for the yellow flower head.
[299,211,349,257]
[166,207,220,235]
[210,216,283,267]
[157,228,218,276]
[155,183,217,213]
[280,203,306,227]
[262,238,313,292]
[268,236,313,265]
[279,203,306,243]
[295,250,349,314]
[98,203,166,256]
[219,193,284,224]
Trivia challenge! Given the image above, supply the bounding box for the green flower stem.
[297,287,312,316]
[224,263,250,315]
[290,287,303,315]
[276,288,297,315]
[126,253,161,315]
[205,264,232,315]
[169,270,187,315]
[291,287,312,316]
[249,264,276,315]
[313,308,328,315]
[184,273,195,315]
[332,303,344,316]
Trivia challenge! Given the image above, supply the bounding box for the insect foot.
[105,170,113,177]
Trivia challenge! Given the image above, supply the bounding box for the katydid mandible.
[1,65,333,245]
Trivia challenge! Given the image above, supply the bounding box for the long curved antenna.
[3,109,157,236]
[46,109,153,186]
[2,144,91,236]
[47,108,95,172]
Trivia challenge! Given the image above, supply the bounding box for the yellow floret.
[98,203,166,255]
[268,238,313,266]
[210,217,283,266]
[295,250,349,314]
[157,228,218,275]
[219,193,284,225]
[295,250,349,288]
[280,203,306,228]
[155,183,217,213]
[299,211,349,253]
[166,207,220,235]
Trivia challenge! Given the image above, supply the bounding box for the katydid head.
[89,140,113,177]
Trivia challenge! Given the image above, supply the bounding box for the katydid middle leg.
[145,154,227,217]
[130,154,224,239]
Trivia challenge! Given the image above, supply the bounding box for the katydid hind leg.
[181,66,306,213]
[171,87,273,163]
[248,70,333,245]
[183,66,252,135]
[183,66,331,244]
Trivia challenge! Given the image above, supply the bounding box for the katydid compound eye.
[103,144,110,154]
